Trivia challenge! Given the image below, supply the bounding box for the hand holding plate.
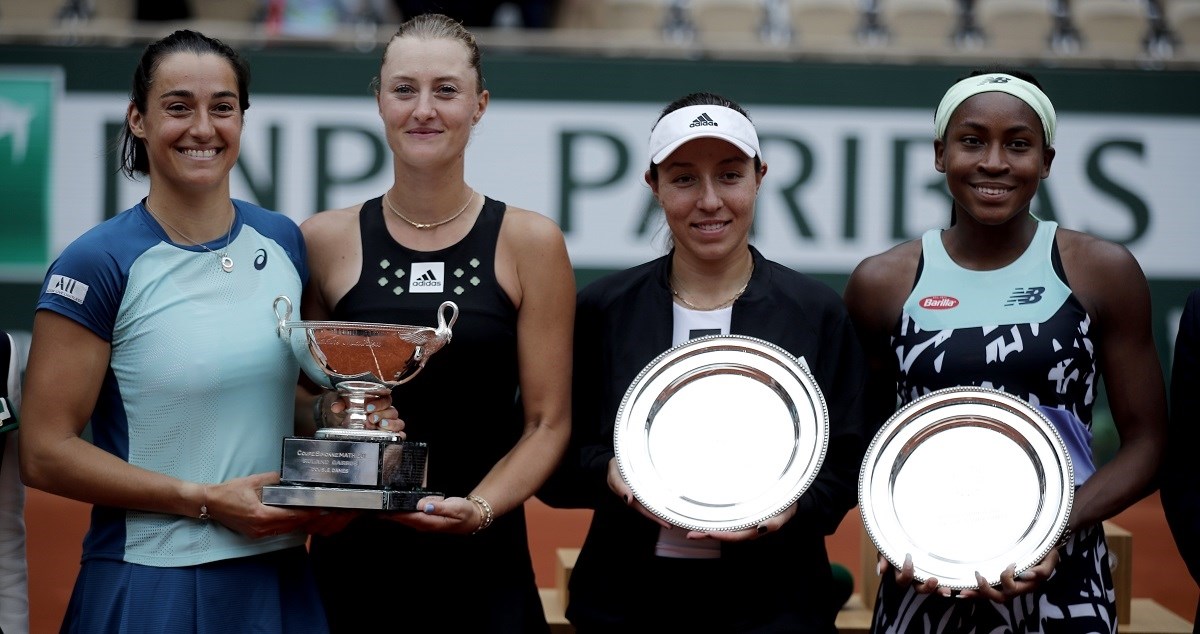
[607,458,670,529]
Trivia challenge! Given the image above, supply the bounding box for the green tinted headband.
[934,73,1057,146]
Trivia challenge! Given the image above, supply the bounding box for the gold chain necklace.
[383,189,476,230]
[144,201,235,273]
[671,264,754,311]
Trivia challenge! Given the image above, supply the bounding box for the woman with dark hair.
[844,67,1167,633]
[548,91,875,632]
[19,30,358,633]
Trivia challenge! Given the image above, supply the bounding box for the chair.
[691,0,762,42]
[600,0,668,35]
[880,0,958,52]
[1167,0,1200,55]
[1073,0,1152,57]
[976,0,1057,57]
[791,0,862,49]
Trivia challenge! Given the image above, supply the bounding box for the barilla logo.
[689,113,718,127]
[919,296,959,310]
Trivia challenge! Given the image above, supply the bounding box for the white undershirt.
[655,303,733,559]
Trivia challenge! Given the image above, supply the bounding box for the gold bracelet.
[466,494,493,534]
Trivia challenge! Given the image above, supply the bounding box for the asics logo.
[919,296,958,310]
[689,113,718,127]
[1005,287,1045,306]
[254,249,268,270]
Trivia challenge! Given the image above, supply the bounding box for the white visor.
[648,104,761,165]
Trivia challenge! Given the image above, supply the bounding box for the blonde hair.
[373,13,484,95]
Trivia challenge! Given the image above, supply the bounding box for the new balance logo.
[1005,287,1045,306]
[689,113,718,128]
[409,262,445,293]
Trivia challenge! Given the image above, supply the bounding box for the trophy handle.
[436,301,459,342]
[274,295,295,337]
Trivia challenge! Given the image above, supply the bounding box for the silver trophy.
[262,295,458,511]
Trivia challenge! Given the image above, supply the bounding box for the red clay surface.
[26,489,1196,631]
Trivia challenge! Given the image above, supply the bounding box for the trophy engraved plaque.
[263,295,458,511]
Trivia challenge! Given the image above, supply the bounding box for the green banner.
[0,68,57,275]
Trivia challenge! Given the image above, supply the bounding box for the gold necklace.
[383,190,476,230]
[144,201,236,273]
[670,263,754,311]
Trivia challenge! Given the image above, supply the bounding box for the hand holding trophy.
[263,295,458,511]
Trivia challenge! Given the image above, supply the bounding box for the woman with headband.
[542,91,876,632]
[844,68,1166,632]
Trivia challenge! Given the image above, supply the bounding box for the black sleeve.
[788,309,880,536]
[1162,289,1200,584]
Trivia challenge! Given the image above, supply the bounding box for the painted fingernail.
[876,561,883,577]
[904,553,913,567]
[379,420,389,429]
[622,494,629,504]
[423,503,434,513]
[757,525,767,534]
[367,404,376,412]
[369,414,379,423]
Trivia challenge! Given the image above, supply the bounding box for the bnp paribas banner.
[0,67,58,280]
[27,95,1200,280]
[2,51,1198,290]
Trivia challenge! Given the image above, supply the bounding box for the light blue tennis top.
[37,199,309,567]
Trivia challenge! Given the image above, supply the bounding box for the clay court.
[25,488,1197,632]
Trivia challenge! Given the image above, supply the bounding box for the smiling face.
[935,91,1055,227]
[376,35,489,169]
[127,52,242,195]
[648,137,765,266]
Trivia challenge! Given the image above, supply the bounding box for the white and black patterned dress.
[873,220,1117,634]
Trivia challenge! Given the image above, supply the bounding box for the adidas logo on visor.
[689,113,718,128]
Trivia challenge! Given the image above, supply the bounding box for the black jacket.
[541,246,879,630]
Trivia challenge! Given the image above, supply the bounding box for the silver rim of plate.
[614,334,829,532]
[858,386,1074,589]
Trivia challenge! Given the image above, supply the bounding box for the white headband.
[934,73,1057,145]
[648,104,761,164]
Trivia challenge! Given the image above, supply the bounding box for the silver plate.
[614,334,829,532]
[859,386,1074,589]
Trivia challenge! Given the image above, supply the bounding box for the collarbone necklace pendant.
[144,201,236,273]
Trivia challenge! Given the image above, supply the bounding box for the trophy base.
[265,435,432,512]
[262,484,440,511]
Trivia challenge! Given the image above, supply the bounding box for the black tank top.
[333,196,520,496]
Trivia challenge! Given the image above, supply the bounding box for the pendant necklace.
[145,201,236,273]
[383,189,476,230]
